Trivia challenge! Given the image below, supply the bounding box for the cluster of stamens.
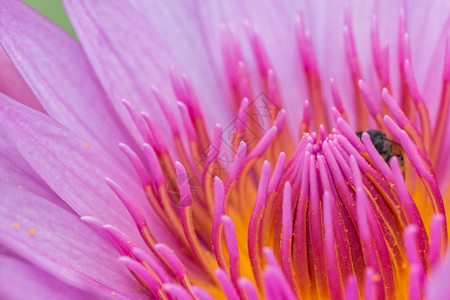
[82,6,450,300]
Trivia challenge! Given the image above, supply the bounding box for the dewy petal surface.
[0,255,101,300]
[0,0,135,166]
[0,94,163,243]
[0,182,145,299]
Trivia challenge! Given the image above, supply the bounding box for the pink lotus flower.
[0,0,449,299]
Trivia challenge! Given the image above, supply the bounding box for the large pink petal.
[0,94,167,244]
[0,125,68,210]
[0,182,145,299]
[0,0,136,165]
[126,0,234,128]
[0,255,102,300]
[0,47,43,112]
[62,0,231,138]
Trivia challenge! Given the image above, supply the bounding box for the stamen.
[225,141,247,190]
[292,151,311,296]
[404,60,431,152]
[176,162,217,280]
[431,36,450,164]
[163,283,193,300]
[142,144,166,187]
[321,141,356,221]
[371,15,390,88]
[122,99,156,146]
[280,182,296,294]
[363,268,379,300]
[215,268,240,300]
[246,126,278,162]
[404,225,425,300]
[248,161,271,289]
[151,86,180,137]
[398,8,415,120]
[212,177,227,271]
[345,275,359,300]
[308,154,328,297]
[429,214,446,268]
[203,124,224,215]
[295,11,319,75]
[262,265,297,300]
[237,61,253,100]
[103,224,139,256]
[118,143,152,187]
[221,216,241,286]
[331,106,344,122]
[386,118,446,224]
[361,133,393,182]
[177,101,199,143]
[317,155,356,279]
[119,256,168,299]
[408,264,424,300]
[381,89,425,151]
[343,6,368,129]
[132,247,170,284]
[336,118,366,153]
[204,124,223,170]
[329,79,347,121]
[389,156,427,258]
[238,278,260,300]
[191,286,214,300]
[273,109,286,135]
[141,112,169,155]
[323,191,344,300]
[267,69,281,114]
[221,25,240,94]
[105,178,150,233]
[295,11,329,130]
[351,156,385,298]
[231,98,250,150]
[244,21,271,79]
[403,225,423,268]
[143,144,190,247]
[358,80,386,130]
[298,99,311,136]
[81,217,130,256]
[154,243,192,291]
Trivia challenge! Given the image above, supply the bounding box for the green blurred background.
[24,0,76,38]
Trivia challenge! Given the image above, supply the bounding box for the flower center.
[89,7,450,300]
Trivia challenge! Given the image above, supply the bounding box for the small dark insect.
[356,129,404,169]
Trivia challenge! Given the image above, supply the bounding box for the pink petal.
[0,255,102,300]
[129,0,234,128]
[0,95,166,244]
[62,0,231,137]
[0,0,136,165]
[0,182,145,299]
[0,125,64,208]
[0,47,42,112]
